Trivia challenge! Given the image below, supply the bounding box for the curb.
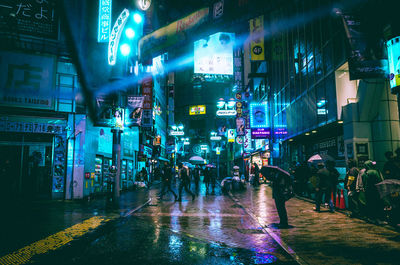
[227,191,309,265]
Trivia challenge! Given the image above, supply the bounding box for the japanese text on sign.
[98,0,112,42]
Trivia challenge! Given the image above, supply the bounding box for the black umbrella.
[375,179,400,198]
[261,165,290,181]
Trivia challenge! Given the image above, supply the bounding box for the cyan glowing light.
[125,28,135,39]
[120,44,131,56]
[178,125,184,130]
[171,125,177,130]
[217,101,225,109]
[316,99,326,108]
[133,13,143,24]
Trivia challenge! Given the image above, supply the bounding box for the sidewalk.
[0,187,153,258]
[230,184,400,265]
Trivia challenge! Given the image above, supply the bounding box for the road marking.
[132,212,246,217]
[0,216,111,265]
[228,191,309,265]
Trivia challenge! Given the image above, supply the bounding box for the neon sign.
[98,0,112,43]
[108,9,130,65]
[216,109,237,116]
[250,103,268,128]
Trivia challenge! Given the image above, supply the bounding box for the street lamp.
[125,28,135,39]
[120,43,131,56]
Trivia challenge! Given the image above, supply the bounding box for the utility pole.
[112,127,122,200]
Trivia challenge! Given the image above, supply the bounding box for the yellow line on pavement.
[0,216,112,265]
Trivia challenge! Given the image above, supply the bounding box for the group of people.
[290,149,400,226]
[156,162,218,202]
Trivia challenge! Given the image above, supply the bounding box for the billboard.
[251,128,271,139]
[250,103,268,128]
[387,36,400,91]
[189,105,206,115]
[236,117,245,136]
[249,16,265,61]
[125,96,144,127]
[194,32,235,75]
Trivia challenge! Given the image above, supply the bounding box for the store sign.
[0,120,65,134]
[200,144,208,151]
[216,147,221,155]
[251,128,271,139]
[108,9,129,65]
[194,32,235,75]
[236,136,244,144]
[139,8,209,61]
[274,127,288,136]
[228,129,235,142]
[249,15,265,61]
[0,0,58,39]
[153,135,161,146]
[0,52,55,110]
[140,144,152,158]
[170,131,184,136]
[189,105,206,115]
[387,36,400,91]
[210,136,222,141]
[217,110,237,116]
[244,129,252,151]
[236,117,245,136]
[141,76,153,128]
[98,0,112,42]
[250,103,268,128]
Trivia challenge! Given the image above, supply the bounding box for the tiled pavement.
[231,184,400,265]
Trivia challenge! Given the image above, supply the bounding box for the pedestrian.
[210,167,217,194]
[141,167,149,188]
[314,162,335,212]
[177,163,195,201]
[204,167,211,194]
[193,165,200,193]
[252,163,260,186]
[263,170,294,228]
[344,159,360,217]
[294,162,311,196]
[326,160,340,207]
[158,162,178,201]
[361,160,385,223]
[383,151,400,179]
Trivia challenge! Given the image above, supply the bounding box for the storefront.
[0,118,67,200]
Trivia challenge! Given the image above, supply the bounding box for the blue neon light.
[250,103,268,128]
[98,0,112,43]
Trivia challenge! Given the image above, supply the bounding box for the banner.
[98,0,112,42]
[141,76,153,128]
[236,117,245,136]
[125,96,144,127]
[249,15,265,61]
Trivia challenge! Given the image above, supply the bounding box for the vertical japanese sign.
[234,49,244,92]
[0,51,55,110]
[141,76,153,128]
[244,129,252,152]
[249,15,265,61]
[98,0,112,42]
[0,0,58,39]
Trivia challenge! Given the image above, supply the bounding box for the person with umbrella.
[261,167,293,229]
[177,162,195,202]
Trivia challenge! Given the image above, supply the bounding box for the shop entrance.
[0,133,53,202]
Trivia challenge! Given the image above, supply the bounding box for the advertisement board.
[250,103,269,128]
[98,0,112,42]
[0,52,55,110]
[194,32,235,75]
[249,16,265,61]
[236,117,245,136]
[387,36,400,92]
[228,129,235,142]
[125,96,144,127]
[251,128,271,139]
[189,105,206,115]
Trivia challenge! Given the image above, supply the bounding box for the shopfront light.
[125,28,135,39]
[178,125,184,130]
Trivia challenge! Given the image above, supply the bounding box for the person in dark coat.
[204,167,211,194]
[252,163,260,186]
[326,160,340,207]
[159,162,178,201]
[193,165,201,193]
[210,167,217,194]
[177,163,195,201]
[344,159,360,217]
[314,163,335,212]
[264,170,293,228]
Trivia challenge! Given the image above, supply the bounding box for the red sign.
[141,76,153,110]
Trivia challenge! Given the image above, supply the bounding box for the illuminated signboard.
[189,105,206,115]
[228,129,235,142]
[136,0,151,11]
[194,32,235,75]
[201,144,208,151]
[108,9,130,65]
[251,128,271,139]
[387,36,400,90]
[170,131,184,136]
[210,136,222,141]
[98,0,112,43]
[250,103,268,128]
[216,109,237,116]
[216,147,221,155]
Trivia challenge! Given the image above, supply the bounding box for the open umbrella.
[375,179,400,198]
[261,165,290,178]
[307,154,334,163]
[189,156,205,165]
[206,164,216,168]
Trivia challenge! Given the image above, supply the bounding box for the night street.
[1,0,400,264]
[1,182,400,264]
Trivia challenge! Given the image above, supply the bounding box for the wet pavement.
[1,181,400,264]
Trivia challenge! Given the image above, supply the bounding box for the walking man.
[159,162,178,201]
[177,163,195,201]
[193,165,200,193]
[314,162,335,212]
